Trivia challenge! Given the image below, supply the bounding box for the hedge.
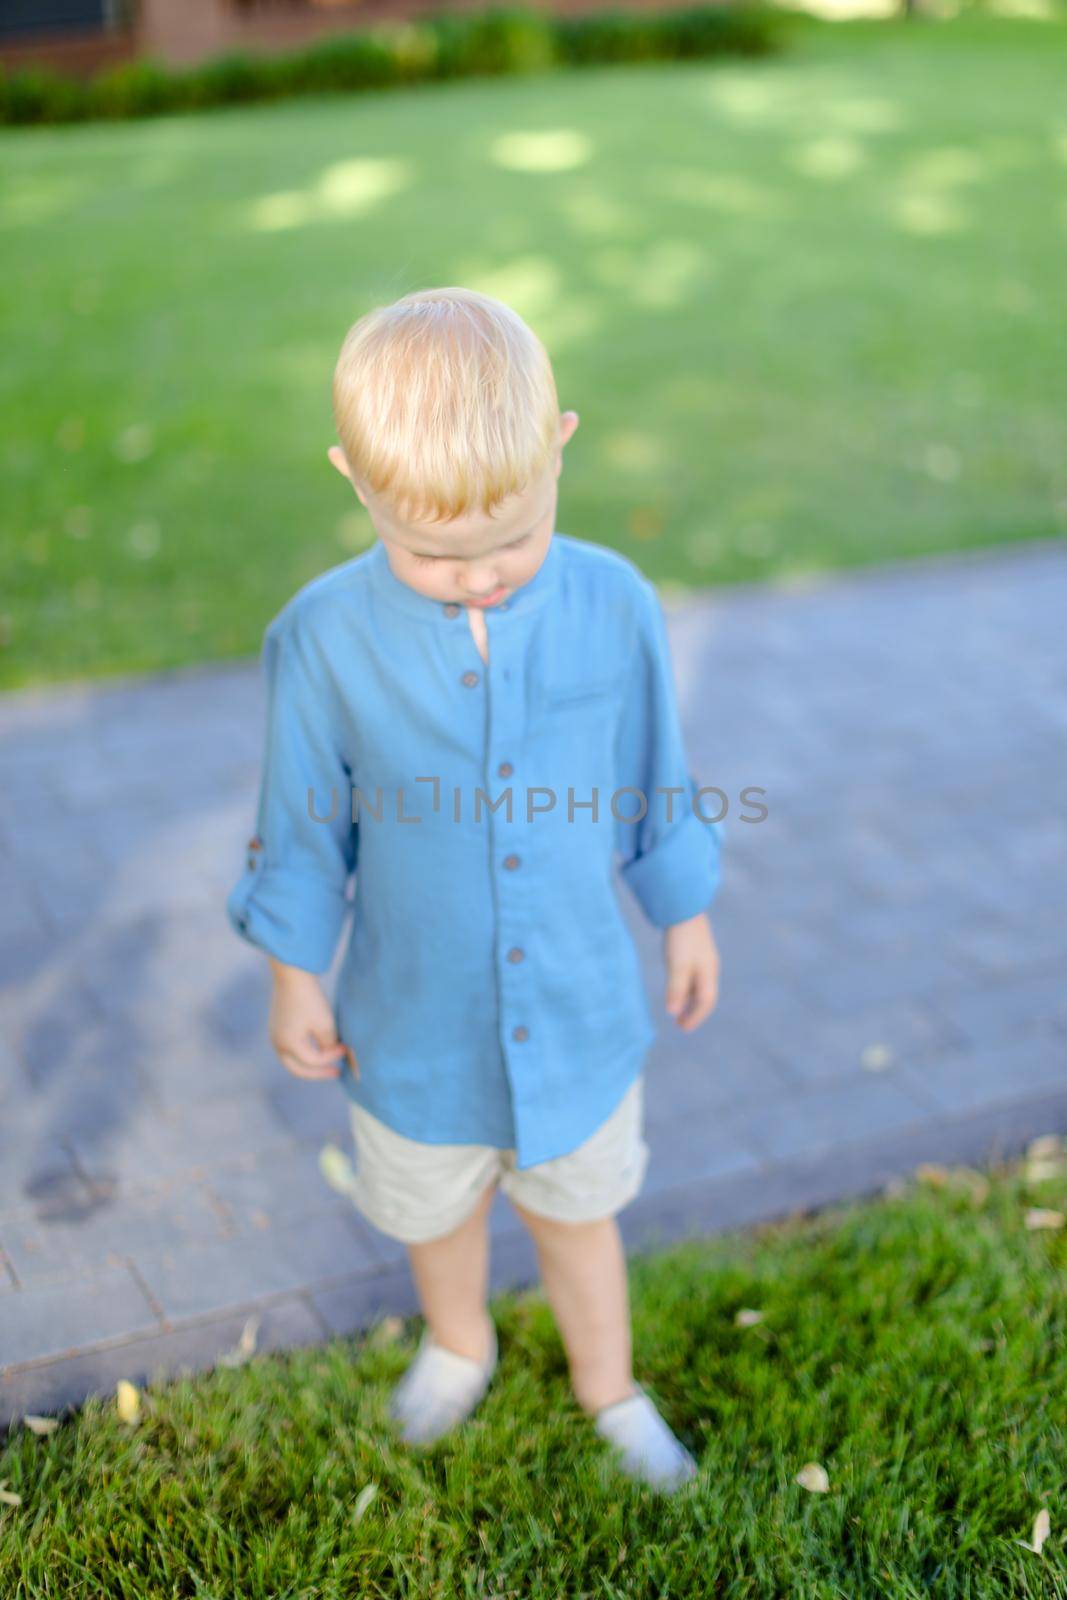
[0,3,790,126]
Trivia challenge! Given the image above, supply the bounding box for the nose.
[463,568,501,598]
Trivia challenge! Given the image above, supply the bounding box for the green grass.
[1,14,1065,689]
[1,1148,1065,1596]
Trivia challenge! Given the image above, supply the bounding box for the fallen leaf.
[734,1308,765,1327]
[1026,1158,1066,1185]
[915,1163,988,1203]
[1024,1134,1067,1184]
[116,1380,141,1426]
[371,1315,405,1345]
[22,1415,59,1435]
[319,1143,357,1196]
[1024,1208,1065,1231]
[953,1168,990,1204]
[1029,1507,1051,1554]
[859,1044,893,1072]
[1025,1134,1065,1163]
[352,1482,378,1523]
[218,1315,260,1368]
[796,1461,830,1493]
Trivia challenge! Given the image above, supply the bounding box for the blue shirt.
[226,531,724,1169]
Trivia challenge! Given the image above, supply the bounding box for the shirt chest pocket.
[532,669,626,726]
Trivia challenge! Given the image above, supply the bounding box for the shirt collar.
[367,532,562,623]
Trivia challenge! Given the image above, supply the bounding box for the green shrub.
[279,32,403,93]
[556,10,663,65]
[0,1,786,126]
[89,58,180,118]
[187,50,277,106]
[668,3,784,56]
[428,8,559,77]
[0,66,89,124]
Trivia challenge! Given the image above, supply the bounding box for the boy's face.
[329,411,578,610]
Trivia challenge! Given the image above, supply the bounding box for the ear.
[554,410,579,474]
[328,445,367,506]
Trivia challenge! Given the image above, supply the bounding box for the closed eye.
[412,531,531,567]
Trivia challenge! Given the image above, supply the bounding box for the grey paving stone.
[309,1263,423,1338]
[644,1104,766,1192]
[140,1040,272,1110]
[770,997,966,1087]
[732,1073,934,1165]
[0,1179,231,1288]
[0,1032,27,1103]
[0,871,54,964]
[894,1033,1067,1119]
[643,1043,794,1121]
[134,1205,388,1322]
[65,1088,295,1187]
[0,1090,99,1218]
[926,971,1067,1050]
[0,1263,159,1370]
[799,945,966,1016]
[266,1075,358,1145]
[948,905,1067,978]
[0,1296,326,1432]
[10,980,112,1088]
[204,1143,364,1232]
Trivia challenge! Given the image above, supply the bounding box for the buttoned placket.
[440,594,534,1078]
[366,536,563,1159]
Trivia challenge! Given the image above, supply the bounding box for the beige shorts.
[346,1075,649,1245]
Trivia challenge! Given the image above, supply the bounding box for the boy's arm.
[614,577,723,930]
[227,614,358,976]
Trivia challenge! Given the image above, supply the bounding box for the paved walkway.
[2,539,1066,1429]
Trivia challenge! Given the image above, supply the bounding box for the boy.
[227,287,723,1493]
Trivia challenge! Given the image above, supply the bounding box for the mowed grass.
[1,1147,1065,1597]
[2,15,1065,689]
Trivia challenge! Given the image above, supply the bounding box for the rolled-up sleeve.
[613,578,723,928]
[226,614,358,974]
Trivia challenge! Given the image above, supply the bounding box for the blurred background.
[1,0,1065,1542]
[2,0,1063,687]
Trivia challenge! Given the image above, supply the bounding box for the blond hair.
[332,287,561,525]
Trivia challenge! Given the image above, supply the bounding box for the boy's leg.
[508,1202,635,1413]
[510,1200,698,1491]
[405,1177,498,1364]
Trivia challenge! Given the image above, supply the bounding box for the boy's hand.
[663,913,720,1032]
[267,959,357,1081]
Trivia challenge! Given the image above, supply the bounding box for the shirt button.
[461,670,479,687]
[498,761,514,778]
[512,1025,529,1042]
[443,602,460,617]
[507,946,525,963]
[503,854,520,870]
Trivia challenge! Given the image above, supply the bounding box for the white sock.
[594,1383,698,1491]
[389,1322,498,1446]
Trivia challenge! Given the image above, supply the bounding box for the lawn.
[0,1145,1064,1596]
[2,14,1065,690]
